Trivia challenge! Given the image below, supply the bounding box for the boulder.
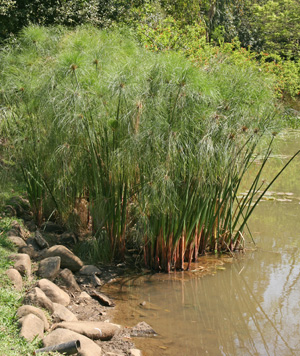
[41,221,64,234]
[5,196,31,219]
[130,350,142,356]
[19,313,44,341]
[7,220,29,238]
[58,232,77,246]
[35,230,49,249]
[9,253,31,277]
[52,321,121,341]
[4,205,17,217]
[78,292,92,301]
[52,303,78,323]
[90,291,115,307]
[130,322,157,337]
[17,305,49,330]
[7,235,26,248]
[23,287,54,313]
[43,328,102,356]
[59,268,81,292]
[79,265,101,276]
[37,279,70,306]
[26,236,41,251]
[45,245,83,272]
[18,245,38,259]
[5,268,23,291]
[25,220,37,232]
[38,257,61,280]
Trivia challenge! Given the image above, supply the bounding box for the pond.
[106,131,300,356]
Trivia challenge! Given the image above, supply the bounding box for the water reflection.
[109,131,300,356]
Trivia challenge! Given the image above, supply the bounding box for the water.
[107,131,300,356]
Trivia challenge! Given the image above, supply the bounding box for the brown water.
[107,131,300,356]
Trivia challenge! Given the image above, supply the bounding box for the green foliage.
[0,0,100,39]
[253,0,300,61]
[133,10,300,99]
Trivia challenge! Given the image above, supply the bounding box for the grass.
[1,25,297,271]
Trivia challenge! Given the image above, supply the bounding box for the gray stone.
[59,268,81,292]
[130,322,157,337]
[18,245,38,259]
[52,303,78,323]
[26,236,41,251]
[9,253,31,277]
[17,305,49,331]
[6,196,31,219]
[78,292,92,300]
[37,279,70,306]
[19,313,44,341]
[35,230,49,249]
[79,265,101,276]
[90,291,115,307]
[7,235,26,248]
[7,220,29,239]
[23,287,54,313]
[52,321,121,340]
[59,232,77,245]
[5,268,23,291]
[45,245,83,272]
[43,328,102,356]
[41,221,64,234]
[38,256,61,280]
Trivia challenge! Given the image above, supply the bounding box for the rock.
[130,349,142,356]
[38,257,61,280]
[6,196,31,219]
[79,265,101,276]
[23,287,54,313]
[35,230,49,249]
[17,305,49,331]
[58,232,77,246]
[90,291,115,307]
[43,328,102,356]
[18,245,38,259]
[52,303,78,322]
[9,253,31,277]
[78,292,92,300]
[52,321,121,340]
[5,268,23,290]
[130,322,157,337]
[26,236,41,251]
[7,235,26,248]
[76,274,102,287]
[37,248,48,260]
[7,220,29,238]
[37,279,70,306]
[59,268,81,292]
[4,205,17,217]
[45,245,83,272]
[24,220,37,232]
[18,313,44,341]
[90,273,102,287]
[41,221,64,234]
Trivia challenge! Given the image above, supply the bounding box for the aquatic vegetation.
[1,25,296,271]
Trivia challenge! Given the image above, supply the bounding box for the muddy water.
[108,131,300,356]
